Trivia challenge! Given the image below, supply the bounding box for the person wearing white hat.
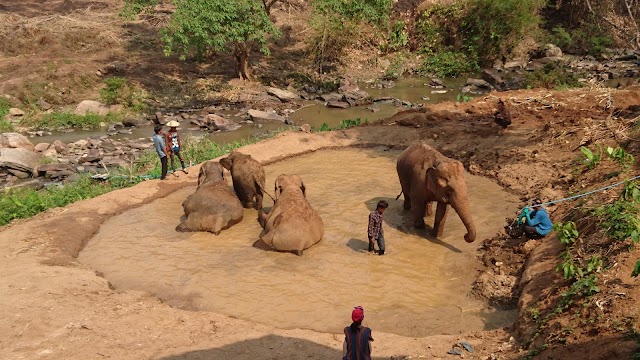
[164,120,188,174]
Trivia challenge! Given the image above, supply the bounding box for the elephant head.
[219,151,241,171]
[426,159,476,243]
[198,161,225,187]
[274,174,306,199]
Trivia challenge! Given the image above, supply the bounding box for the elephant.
[175,161,243,234]
[396,141,476,243]
[219,151,266,210]
[253,174,324,255]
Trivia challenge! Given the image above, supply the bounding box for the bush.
[382,20,409,52]
[21,112,124,130]
[420,51,477,77]
[526,62,582,89]
[99,77,147,111]
[546,25,613,56]
[120,0,158,19]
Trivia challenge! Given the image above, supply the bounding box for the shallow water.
[79,148,520,337]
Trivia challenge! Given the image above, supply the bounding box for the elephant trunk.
[450,193,476,243]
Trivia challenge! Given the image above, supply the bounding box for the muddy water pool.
[79,148,520,337]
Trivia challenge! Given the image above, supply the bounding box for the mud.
[79,149,520,337]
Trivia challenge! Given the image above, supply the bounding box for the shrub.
[99,77,147,111]
[0,97,10,117]
[0,119,14,133]
[21,112,124,130]
[420,51,477,78]
[120,0,158,19]
[526,62,582,89]
[382,20,409,52]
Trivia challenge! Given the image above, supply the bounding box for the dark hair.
[350,321,361,332]
[154,125,163,134]
[376,200,389,210]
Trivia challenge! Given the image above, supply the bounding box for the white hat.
[166,120,180,127]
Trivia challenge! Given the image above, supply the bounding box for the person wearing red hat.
[342,306,374,360]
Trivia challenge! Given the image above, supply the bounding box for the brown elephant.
[253,174,324,255]
[396,141,476,243]
[176,161,243,234]
[219,151,266,209]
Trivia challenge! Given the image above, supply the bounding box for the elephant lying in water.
[254,174,324,255]
[176,161,243,234]
[219,151,266,210]
[396,141,476,243]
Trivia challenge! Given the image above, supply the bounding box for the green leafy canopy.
[162,0,280,60]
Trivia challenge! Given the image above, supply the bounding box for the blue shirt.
[526,208,552,236]
[152,133,166,158]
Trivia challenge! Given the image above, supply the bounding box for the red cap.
[352,306,364,322]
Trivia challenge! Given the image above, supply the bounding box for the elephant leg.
[426,201,433,216]
[412,200,426,228]
[431,202,449,238]
[254,191,263,210]
[258,209,269,229]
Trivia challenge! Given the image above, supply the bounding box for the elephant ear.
[197,167,207,187]
[219,156,233,171]
[426,167,448,192]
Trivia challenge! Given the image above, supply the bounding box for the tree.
[162,0,280,80]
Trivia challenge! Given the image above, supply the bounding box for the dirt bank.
[1,86,640,359]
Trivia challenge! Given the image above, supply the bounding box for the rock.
[8,168,31,179]
[503,60,527,70]
[429,78,445,88]
[129,142,153,150]
[326,101,350,109]
[465,78,493,89]
[265,87,299,102]
[37,163,71,175]
[319,93,344,102]
[52,140,68,155]
[299,124,311,133]
[431,90,447,94]
[543,43,563,58]
[46,169,75,179]
[42,147,58,158]
[34,143,51,152]
[482,69,506,89]
[74,100,112,116]
[88,138,102,148]
[367,107,381,112]
[122,118,150,127]
[9,108,25,116]
[520,240,538,255]
[71,139,89,149]
[205,114,241,131]
[37,98,51,111]
[247,109,286,123]
[80,148,102,163]
[154,111,164,125]
[475,271,518,303]
[343,90,371,106]
[0,148,41,174]
[3,179,44,191]
[0,133,35,151]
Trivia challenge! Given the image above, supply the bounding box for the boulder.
[247,109,286,123]
[265,87,299,102]
[80,148,102,163]
[52,140,68,155]
[4,179,44,191]
[503,60,527,70]
[122,118,150,127]
[543,43,563,58]
[0,148,41,174]
[0,133,35,151]
[482,69,506,89]
[42,147,58,158]
[299,124,311,133]
[37,163,72,175]
[326,101,350,109]
[206,114,240,131]
[74,100,112,116]
[70,139,89,149]
[428,78,445,88]
[34,143,51,152]
[37,98,51,111]
[8,168,31,179]
[465,78,493,89]
[9,108,25,116]
[319,93,344,102]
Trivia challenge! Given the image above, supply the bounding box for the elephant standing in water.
[176,161,243,234]
[220,152,266,210]
[254,174,324,255]
[396,141,476,243]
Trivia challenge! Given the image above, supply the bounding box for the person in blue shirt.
[152,125,168,180]
[522,198,552,239]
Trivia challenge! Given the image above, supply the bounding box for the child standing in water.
[368,200,388,255]
[342,306,374,360]
[164,120,189,174]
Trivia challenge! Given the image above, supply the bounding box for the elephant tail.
[256,180,276,202]
[395,190,403,201]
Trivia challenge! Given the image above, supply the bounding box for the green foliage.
[606,146,635,169]
[554,221,579,245]
[309,0,392,69]
[420,51,477,78]
[456,94,473,103]
[315,118,364,132]
[546,25,613,57]
[383,20,409,52]
[0,97,10,118]
[0,119,14,133]
[162,0,280,78]
[382,54,406,80]
[120,0,158,19]
[526,62,582,90]
[318,123,331,132]
[0,176,133,226]
[580,145,602,170]
[99,77,147,111]
[21,112,124,130]
[632,259,640,277]
[594,181,640,244]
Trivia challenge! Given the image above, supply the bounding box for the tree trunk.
[234,43,252,81]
